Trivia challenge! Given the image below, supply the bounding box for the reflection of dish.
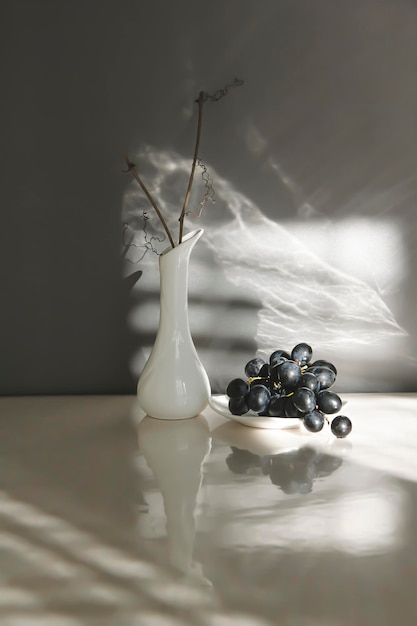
[208,395,301,430]
[212,420,333,456]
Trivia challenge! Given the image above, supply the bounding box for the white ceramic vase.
[137,228,211,419]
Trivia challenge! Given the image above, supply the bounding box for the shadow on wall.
[122,147,412,393]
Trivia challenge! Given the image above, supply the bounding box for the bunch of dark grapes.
[226,343,352,438]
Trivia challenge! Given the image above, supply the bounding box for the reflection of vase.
[137,229,211,420]
[138,415,211,582]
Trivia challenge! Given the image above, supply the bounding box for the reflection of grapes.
[225,446,343,494]
[225,344,352,438]
[266,447,343,494]
[226,447,262,474]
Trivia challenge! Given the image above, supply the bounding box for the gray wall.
[1,0,416,395]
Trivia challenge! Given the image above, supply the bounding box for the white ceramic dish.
[208,395,301,430]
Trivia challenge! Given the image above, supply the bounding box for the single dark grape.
[278,360,301,389]
[270,364,281,383]
[292,387,317,414]
[229,396,249,415]
[331,415,352,438]
[284,396,305,418]
[308,366,336,390]
[226,378,250,399]
[247,384,271,413]
[258,363,271,378]
[267,395,287,417]
[300,372,320,393]
[271,356,288,369]
[270,350,290,366]
[245,358,266,378]
[291,343,313,366]
[311,360,338,376]
[303,410,325,433]
[316,390,342,414]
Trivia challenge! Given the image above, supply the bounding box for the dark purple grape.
[291,343,313,366]
[269,350,290,366]
[245,358,266,378]
[331,415,352,438]
[284,396,305,418]
[271,356,289,368]
[292,387,317,413]
[229,396,249,415]
[226,378,250,399]
[300,372,320,393]
[267,395,287,417]
[270,364,280,383]
[278,360,301,389]
[308,366,336,390]
[258,363,271,378]
[311,360,337,376]
[316,390,342,414]
[247,384,271,413]
[303,410,325,433]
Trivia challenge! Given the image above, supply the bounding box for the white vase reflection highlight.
[137,229,211,420]
[138,414,211,583]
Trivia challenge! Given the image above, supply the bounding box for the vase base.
[145,413,201,421]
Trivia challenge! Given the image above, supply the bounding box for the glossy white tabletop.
[0,394,416,625]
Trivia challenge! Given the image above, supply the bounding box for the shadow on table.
[0,397,217,624]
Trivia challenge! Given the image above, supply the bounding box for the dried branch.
[178,91,205,244]
[123,152,175,249]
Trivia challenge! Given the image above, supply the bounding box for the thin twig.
[123,152,175,249]
[185,159,215,218]
[202,78,244,101]
[178,91,204,244]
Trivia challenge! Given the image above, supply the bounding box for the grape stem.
[247,376,263,384]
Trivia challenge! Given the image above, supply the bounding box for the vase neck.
[157,229,203,334]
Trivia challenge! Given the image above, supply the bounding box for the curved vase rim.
[160,228,204,256]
